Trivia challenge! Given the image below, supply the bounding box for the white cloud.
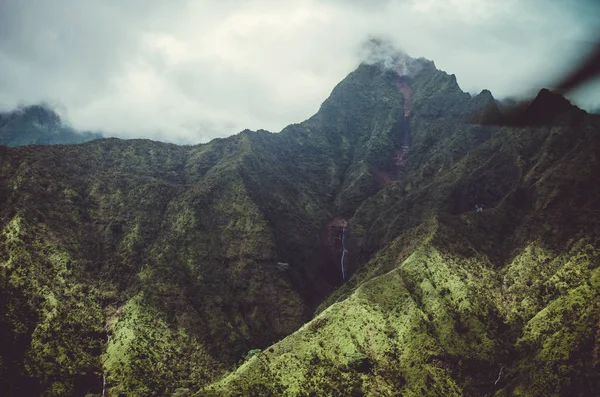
[0,0,597,143]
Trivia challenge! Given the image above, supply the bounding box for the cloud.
[0,0,598,143]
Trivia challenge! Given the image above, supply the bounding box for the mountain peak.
[480,88,579,126]
[531,88,573,111]
[18,104,62,126]
[0,103,101,147]
[359,37,436,77]
[512,88,577,125]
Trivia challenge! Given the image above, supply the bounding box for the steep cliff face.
[1,53,599,397]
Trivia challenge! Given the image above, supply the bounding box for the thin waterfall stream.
[394,56,413,179]
[341,226,347,282]
[102,329,110,397]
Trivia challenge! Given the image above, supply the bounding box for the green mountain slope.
[0,104,102,147]
[1,52,599,397]
[208,87,600,396]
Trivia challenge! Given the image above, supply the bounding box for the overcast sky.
[0,0,598,143]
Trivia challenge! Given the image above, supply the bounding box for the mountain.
[0,104,102,147]
[0,53,599,397]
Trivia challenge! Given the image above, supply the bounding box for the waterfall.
[394,58,413,179]
[341,226,347,282]
[102,330,110,397]
[494,366,504,386]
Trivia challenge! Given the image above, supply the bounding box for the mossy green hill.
[1,57,599,396]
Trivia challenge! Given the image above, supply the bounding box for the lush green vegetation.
[1,57,599,396]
